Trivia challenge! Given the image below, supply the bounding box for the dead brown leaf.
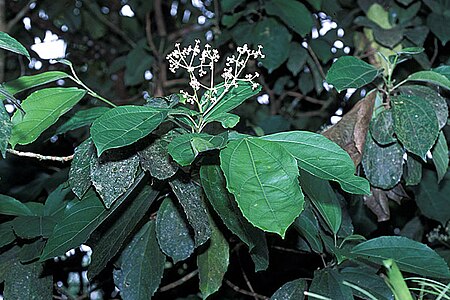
[363,184,409,222]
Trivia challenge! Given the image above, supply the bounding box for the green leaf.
[69,139,95,199]
[90,105,167,156]
[0,221,16,248]
[169,178,211,247]
[432,131,448,183]
[362,135,404,189]
[4,261,52,300]
[220,138,304,237]
[369,110,396,145]
[309,268,354,300]
[10,87,86,147]
[113,220,165,299]
[326,56,379,92]
[293,205,324,253]
[200,165,269,271]
[138,138,178,180]
[0,194,33,216]
[156,198,195,263]
[264,0,313,36]
[351,236,450,279]
[0,104,12,158]
[90,153,139,208]
[124,40,153,86]
[262,131,370,195]
[43,183,71,218]
[221,0,244,12]
[56,107,109,135]
[0,32,30,61]
[407,71,450,90]
[340,266,394,300]
[392,95,440,160]
[205,112,240,129]
[434,65,450,80]
[404,154,422,186]
[415,169,450,225]
[270,279,307,300]
[397,47,424,55]
[427,13,450,45]
[287,42,308,76]
[197,215,229,299]
[299,170,342,234]
[19,239,46,263]
[3,71,69,95]
[12,216,57,238]
[203,80,261,123]
[88,185,158,279]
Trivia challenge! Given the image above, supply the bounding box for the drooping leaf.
[0,104,12,158]
[415,169,450,225]
[362,135,404,189]
[200,165,269,271]
[299,170,341,235]
[113,220,165,299]
[262,131,370,195]
[10,87,86,147]
[0,194,34,216]
[220,137,304,237]
[309,268,354,300]
[427,13,450,45]
[43,182,71,218]
[351,236,450,278]
[407,71,450,90]
[404,154,422,186]
[293,205,323,253]
[432,131,448,183]
[264,0,313,36]
[392,94,439,160]
[326,56,379,92]
[69,139,95,199]
[138,138,178,180]
[197,215,229,299]
[287,42,308,76]
[169,178,211,247]
[0,32,30,61]
[90,105,167,156]
[156,198,195,263]
[369,109,396,145]
[56,107,110,135]
[90,153,139,208]
[270,278,307,300]
[3,71,69,95]
[124,40,153,86]
[340,266,394,300]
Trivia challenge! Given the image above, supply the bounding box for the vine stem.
[7,149,73,162]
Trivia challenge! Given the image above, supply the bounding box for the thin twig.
[238,251,258,300]
[271,245,305,254]
[225,280,269,300]
[307,45,326,80]
[7,149,74,162]
[430,38,439,66]
[145,12,165,97]
[154,0,167,37]
[6,0,34,31]
[282,91,326,105]
[159,270,199,292]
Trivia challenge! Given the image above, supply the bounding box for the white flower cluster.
[427,224,450,244]
[166,40,264,107]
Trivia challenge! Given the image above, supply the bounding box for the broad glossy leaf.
[0,194,33,216]
[113,220,165,299]
[69,139,95,198]
[205,112,240,129]
[90,105,167,156]
[197,216,229,299]
[0,104,12,158]
[351,236,450,278]
[56,107,109,135]
[293,206,323,253]
[369,110,396,145]
[200,165,268,271]
[326,56,379,92]
[156,198,195,263]
[12,216,57,238]
[392,95,439,160]
[262,131,370,195]
[10,87,86,147]
[309,268,354,300]
[138,138,178,180]
[299,170,341,234]
[88,185,158,279]
[407,71,450,90]
[432,131,448,183]
[404,154,422,186]
[434,65,450,80]
[362,135,404,189]
[90,153,139,208]
[264,0,313,36]
[400,85,448,129]
[0,221,15,248]
[169,178,211,247]
[3,71,68,95]
[0,32,30,61]
[4,261,52,300]
[340,266,394,300]
[220,138,304,237]
[415,169,450,225]
[270,279,306,300]
[203,80,261,123]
